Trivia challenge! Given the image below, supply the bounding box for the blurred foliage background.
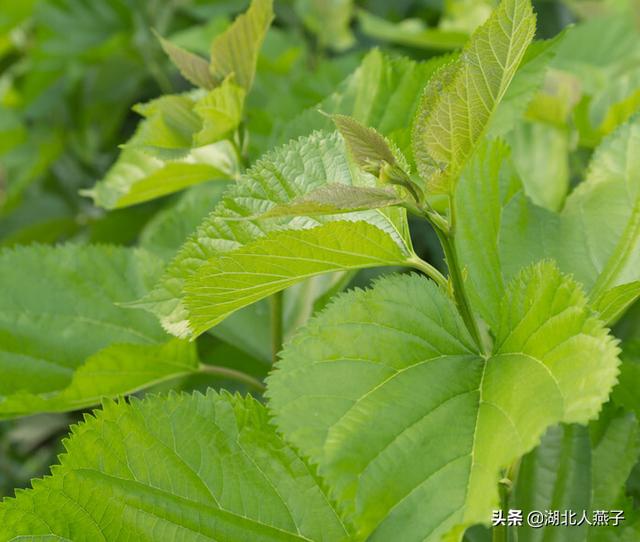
[1,0,639,501]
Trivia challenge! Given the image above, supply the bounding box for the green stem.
[435,227,484,353]
[270,290,284,363]
[590,200,640,303]
[199,364,266,393]
[407,256,448,290]
[493,460,520,542]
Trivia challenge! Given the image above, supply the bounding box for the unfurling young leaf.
[331,114,397,173]
[412,0,536,193]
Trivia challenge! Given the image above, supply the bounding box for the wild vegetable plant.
[1,0,639,540]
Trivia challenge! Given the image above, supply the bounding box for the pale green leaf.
[499,114,640,298]
[507,121,570,211]
[82,140,237,209]
[0,391,351,541]
[488,33,567,136]
[457,115,640,326]
[156,32,216,89]
[0,245,199,418]
[141,131,414,338]
[129,94,203,158]
[268,262,619,541]
[209,0,274,91]
[184,221,412,336]
[594,282,640,326]
[412,0,536,193]
[193,76,246,145]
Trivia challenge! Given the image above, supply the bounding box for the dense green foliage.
[1,0,640,540]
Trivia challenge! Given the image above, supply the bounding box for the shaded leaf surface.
[0,245,199,417]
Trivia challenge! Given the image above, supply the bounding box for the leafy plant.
[1,0,640,540]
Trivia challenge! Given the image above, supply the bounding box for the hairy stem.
[270,290,284,363]
[199,364,265,392]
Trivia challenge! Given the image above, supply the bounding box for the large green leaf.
[0,245,199,418]
[142,131,415,339]
[267,262,619,541]
[209,0,274,91]
[454,139,521,328]
[0,391,351,541]
[457,115,640,326]
[412,0,536,193]
[511,405,640,542]
[83,138,237,210]
[499,114,640,301]
[184,221,412,336]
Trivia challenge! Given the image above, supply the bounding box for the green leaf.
[130,94,204,158]
[612,343,640,419]
[193,76,246,145]
[332,114,397,171]
[140,182,231,261]
[209,0,274,91]
[511,424,592,542]
[278,50,448,164]
[295,0,354,51]
[156,32,217,89]
[184,221,412,336]
[500,114,640,298]
[512,405,640,542]
[0,245,199,418]
[0,391,351,541]
[507,121,570,211]
[454,139,521,328]
[412,0,536,193]
[141,131,414,338]
[594,282,640,326]
[82,139,237,209]
[268,262,619,540]
[357,9,468,51]
[457,115,640,326]
[489,35,565,136]
[258,185,406,219]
